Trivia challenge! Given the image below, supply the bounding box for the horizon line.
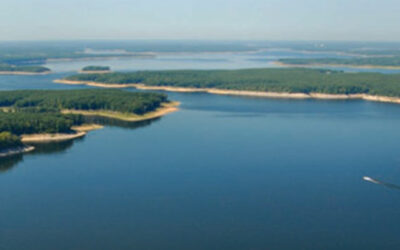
[1,39,400,43]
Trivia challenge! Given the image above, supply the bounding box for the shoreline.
[21,131,87,143]
[0,71,51,75]
[55,79,400,105]
[61,101,180,122]
[20,123,105,143]
[135,85,400,104]
[54,79,137,88]
[0,146,35,158]
[274,61,400,70]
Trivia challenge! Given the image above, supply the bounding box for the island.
[0,64,51,75]
[56,68,400,104]
[0,89,178,157]
[79,65,111,74]
[277,57,400,69]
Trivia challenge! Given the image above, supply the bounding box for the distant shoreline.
[274,61,400,70]
[0,71,51,75]
[55,79,400,105]
[46,54,155,63]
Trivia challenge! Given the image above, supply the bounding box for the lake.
[1,54,400,250]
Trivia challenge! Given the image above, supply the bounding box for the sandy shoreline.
[55,79,400,105]
[71,124,104,132]
[0,71,51,75]
[20,123,106,143]
[54,79,136,88]
[61,101,180,122]
[21,131,87,143]
[0,146,35,158]
[274,61,400,70]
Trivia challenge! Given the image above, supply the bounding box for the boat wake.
[363,176,400,191]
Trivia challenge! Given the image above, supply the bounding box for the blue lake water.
[1,57,400,249]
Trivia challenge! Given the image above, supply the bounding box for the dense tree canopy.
[0,89,167,114]
[0,111,83,135]
[0,132,23,151]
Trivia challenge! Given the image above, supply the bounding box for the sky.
[1,0,399,41]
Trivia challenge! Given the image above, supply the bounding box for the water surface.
[0,70,400,250]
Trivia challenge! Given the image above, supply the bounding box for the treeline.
[0,64,50,73]
[82,66,110,71]
[65,68,400,97]
[0,111,83,135]
[279,57,400,67]
[0,89,167,114]
[0,132,23,151]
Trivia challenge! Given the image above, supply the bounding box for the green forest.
[0,64,50,73]
[65,68,400,97]
[0,111,84,135]
[278,57,400,67]
[82,66,110,71]
[0,89,167,114]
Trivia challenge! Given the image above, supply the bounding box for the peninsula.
[57,68,400,104]
[0,89,177,156]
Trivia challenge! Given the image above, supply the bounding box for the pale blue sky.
[1,0,399,41]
